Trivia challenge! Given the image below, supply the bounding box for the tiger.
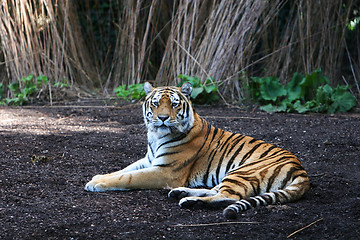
[85,82,310,219]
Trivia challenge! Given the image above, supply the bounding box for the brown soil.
[1,101,359,239]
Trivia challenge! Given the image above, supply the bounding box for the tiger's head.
[143,82,195,135]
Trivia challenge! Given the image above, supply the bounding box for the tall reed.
[0,0,358,101]
[0,0,96,94]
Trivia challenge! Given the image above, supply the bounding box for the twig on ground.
[287,218,324,238]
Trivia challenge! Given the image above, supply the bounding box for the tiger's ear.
[144,82,153,95]
[181,82,192,99]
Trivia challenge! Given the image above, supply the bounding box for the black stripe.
[266,149,288,159]
[238,142,267,166]
[279,165,303,189]
[226,135,246,157]
[215,143,230,184]
[178,92,187,102]
[249,138,258,144]
[222,178,248,191]
[277,190,289,202]
[156,133,187,151]
[261,194,274,205]
[242,200,253,209]
[174,120,212,171]
[156,151,180,158]
[202,148,218,186]
[225,142,246,173]
[259,145,277,159]
[154,163,175,167]
[247,198,258,207]
[237,175,261,195]
[219,133,237,152]
[293,172,308,181]
[147,91,156,100]
[185,102,190,118]
[211,127,219,142]
[148,143,155,158]
[241,154,295,171]
[221,188,243,199]
[266,162,291,192]
[211,175,217,186]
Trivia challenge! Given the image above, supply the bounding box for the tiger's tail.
[223,177,310,219]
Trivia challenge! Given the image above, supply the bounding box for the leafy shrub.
[177,75,219,104]
[114,83,146,101]
[5,75,43,105]
[1,74,68,105]
[248,69,357,113]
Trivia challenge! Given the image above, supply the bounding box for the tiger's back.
[85,82,309,219]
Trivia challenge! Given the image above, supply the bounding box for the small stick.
[171,221,261,227]
[287,218,324,238]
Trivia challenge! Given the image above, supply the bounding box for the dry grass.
[0,0,358,101]
[0,0,97,93]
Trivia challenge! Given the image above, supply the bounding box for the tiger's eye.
[152,101,159,107]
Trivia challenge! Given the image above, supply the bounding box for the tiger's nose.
[158,115,169,122]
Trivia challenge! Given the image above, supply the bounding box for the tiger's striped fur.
[85,82,310,219]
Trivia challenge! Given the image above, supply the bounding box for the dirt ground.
[0,100,359,239]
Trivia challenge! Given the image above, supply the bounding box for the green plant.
[1,74,67,105]
[5,74,38,105]
[248,69,357,113]
[114,83,146,101]
[177,75,219,104]
[54,82,69,88]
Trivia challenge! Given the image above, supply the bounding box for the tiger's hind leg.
[169,186,236,208]
[173,173,262,209]
[178,193,237,208]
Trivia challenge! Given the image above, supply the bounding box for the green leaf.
[114,84,146,101]
[54,82,69,88]
[331,87,357,112]
[293,100,311,113]
[286,72,304,101]
[9,81,20,93]
[114,85,130,98]
[129,84,145,100]
[177,75,201,87]
[300,68,329,101]
[191,86,204,99]
[37,75,49,85]
[259,76,287,101]
[315,84,333,105]
[260,102,286,113]
[203,79,218,93]
[21,85,38,96]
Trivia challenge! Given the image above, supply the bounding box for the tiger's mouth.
[157,124,168,129]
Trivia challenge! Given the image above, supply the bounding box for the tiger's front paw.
[91,174,105,181]
[84,178,109,192]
